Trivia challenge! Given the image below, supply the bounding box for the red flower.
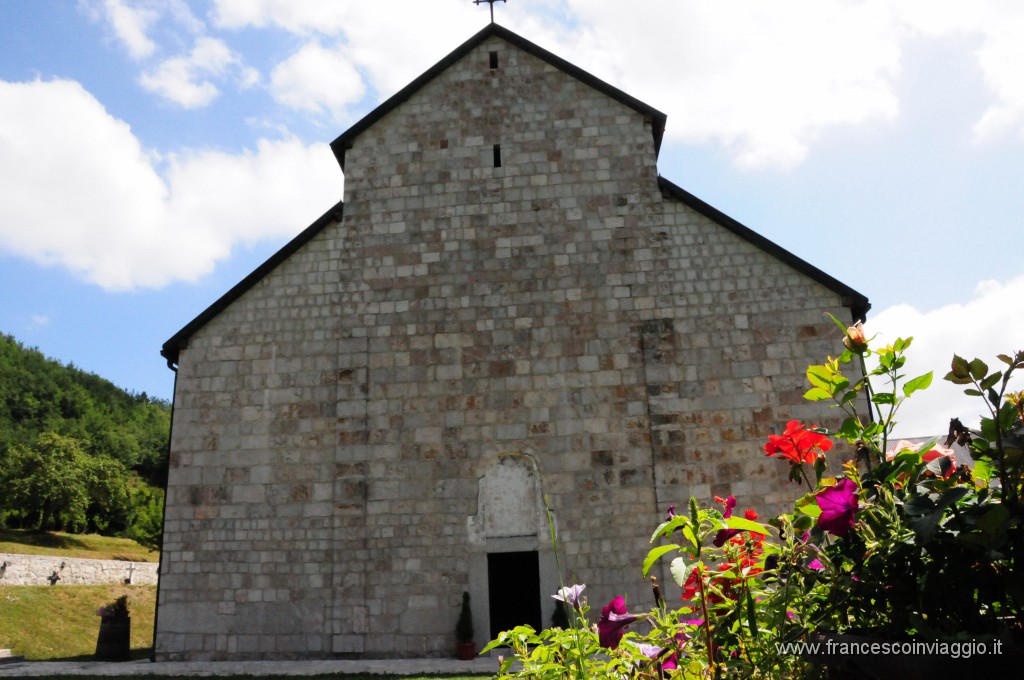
[681,565,707,602]
[712,497,762,547]
[764,420,833,465]
[921,448,957,479]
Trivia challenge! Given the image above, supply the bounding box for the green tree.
[125,483,165,550]
[0,333,171,487]
[0,432,91,531]
[0,334,167,545]
[83,455,131,533]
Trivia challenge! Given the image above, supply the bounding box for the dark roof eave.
[330,22,667,171]
[657,176,871,322]
[160,200,345,368]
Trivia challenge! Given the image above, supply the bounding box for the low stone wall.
[0,553,159,586]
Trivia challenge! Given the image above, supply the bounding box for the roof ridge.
[160,200,344,367]
[329,22,667,170]
[657,176,870,321]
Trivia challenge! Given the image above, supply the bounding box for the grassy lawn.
[0,584,156,660]
[34,677,487,680]
[0,528,158,563]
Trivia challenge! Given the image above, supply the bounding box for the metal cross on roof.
[474,0,506,24]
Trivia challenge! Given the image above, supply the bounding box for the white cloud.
[269,41,365,119]
[210,0,907,170]
[211,0,485,99]
[536,0,905,170]
[162,138,341,264]
[870,275,1024,438]
[893,1,1024,144]
[970,20,1024,143]
[0,78,340,291]
[29,315,50,329]
[102,0,158,59]
[139,36,246,108]
[96,1,1024,169]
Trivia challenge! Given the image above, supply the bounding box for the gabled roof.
[161,25,868,370]
[657,176,870,322]
[329,22,668,171]
[161,201,343,367]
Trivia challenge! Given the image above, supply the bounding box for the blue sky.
[1,1,1021,436]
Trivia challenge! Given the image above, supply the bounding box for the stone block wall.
[0,553,158,586]
[156,32,862,660]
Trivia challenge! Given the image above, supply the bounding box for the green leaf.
[964,389,983,397]
[724,516,770,535]
[1000,401,1019,429]
[643,543,679,577]
[905,487,969,542]
[825,312,848,333]
[745,588,759,639]
[969,358,989,381]
[806,365,835,389]
[793,513,814,531]
[902,372,933,397]
[976,505,1011,541]
[669,556,689,587]
[981,417,998,441]
[972,458,993,487]
[997,354,1014,366]
[804,387,833,402]
[872,392,897,405]
[950,355,970,379]
[682,524,700,552]
[980,371,1003,391]
[944,371,973,385]
[480,639,504,654]
[796,495,822,518]
[839,417,861,439]
[650,516,687,542]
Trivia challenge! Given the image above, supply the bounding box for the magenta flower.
[665,504,677,521]
[816,477,859,536]
[638,642,679,672]
[712,495,737,546]
[597,595,638,649]
[716,495,737,518]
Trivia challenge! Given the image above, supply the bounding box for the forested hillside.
[0,333,169,548]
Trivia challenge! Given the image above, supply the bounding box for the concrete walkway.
[0,657,500,676]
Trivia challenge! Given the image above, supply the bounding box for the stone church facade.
[155,24,868,660]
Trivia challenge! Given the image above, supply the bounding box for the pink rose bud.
[843,323,867,351]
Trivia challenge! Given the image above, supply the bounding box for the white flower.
[552,584,586,606]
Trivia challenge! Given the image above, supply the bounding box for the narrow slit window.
[493,144,502,168]
[489,51,499,69]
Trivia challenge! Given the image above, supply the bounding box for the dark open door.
[487,551,542,639]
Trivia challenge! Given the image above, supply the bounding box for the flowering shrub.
[486,320,1024,678]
